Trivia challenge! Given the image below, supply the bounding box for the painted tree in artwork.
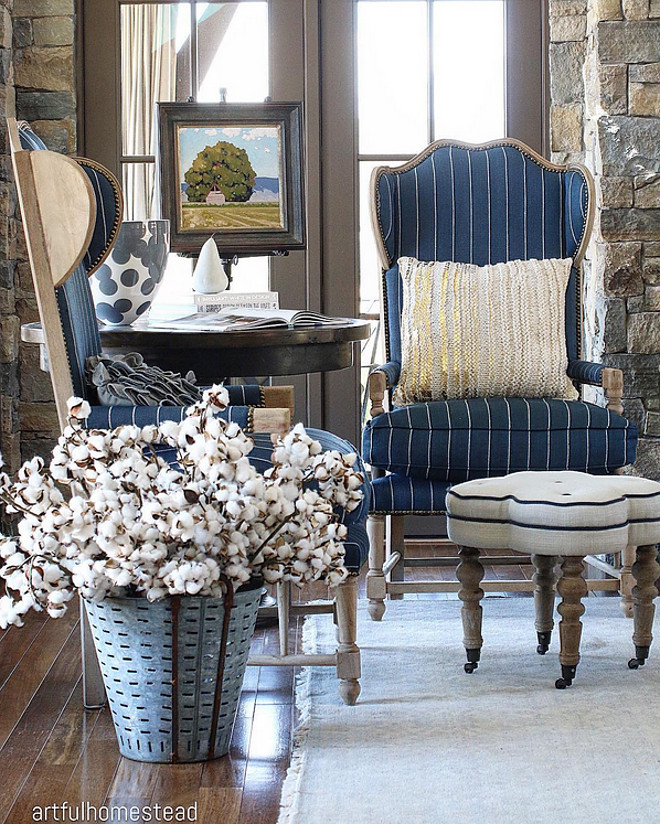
[184,141,256,203]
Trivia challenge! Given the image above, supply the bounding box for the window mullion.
[428,0,434,144]
[190,0,198,100]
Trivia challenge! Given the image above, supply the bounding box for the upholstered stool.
[446,471,660,688]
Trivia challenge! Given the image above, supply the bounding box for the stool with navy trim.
[446,471,660,688]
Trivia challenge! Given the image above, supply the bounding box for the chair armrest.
[367,362,401,417]
[225,384,294,415]
[262,385,295,414]
[567,360,605,386]
[567,360,624,416]
[372,361,401,388]
[84,404,290,435]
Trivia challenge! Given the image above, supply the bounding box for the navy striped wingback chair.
[362,139,638,621]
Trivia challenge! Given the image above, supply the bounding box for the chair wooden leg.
[276,581,291,656]
[555,556,587,689]
[335,576,361,705]
[389,515,405,600]
[620,544,636,618]
[367,513,386,621]
[532,554,557,655]
[628,545,660,669]
[456,546,484,673]
[80,599,106,709]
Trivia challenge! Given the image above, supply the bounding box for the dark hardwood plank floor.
[0,549,611,824]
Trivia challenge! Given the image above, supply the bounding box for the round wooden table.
[22,318,371,383]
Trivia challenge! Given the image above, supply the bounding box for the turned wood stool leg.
[335,576,361,705]
[628,545,660,670]
[457,546,485,674]
[620,544,636,618]
[555,556,587,689]
[532,554,557,655]
[366,514,386,621]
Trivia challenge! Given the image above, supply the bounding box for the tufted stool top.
[446,471,660,556]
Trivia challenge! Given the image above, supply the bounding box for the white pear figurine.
[192,237,228,294]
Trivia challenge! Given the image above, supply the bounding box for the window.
[356,0,509,414]
[80,0,546,442]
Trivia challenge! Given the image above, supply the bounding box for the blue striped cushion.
[363,398,637,482]
[85,403,251,431]
[371,475,450,515]
[374,143,589,365]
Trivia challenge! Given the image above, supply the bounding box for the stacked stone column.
[550,0,660,479]
[0,0,18,473]
[2,0,75,471]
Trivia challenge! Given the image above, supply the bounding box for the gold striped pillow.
[393,256,579,406]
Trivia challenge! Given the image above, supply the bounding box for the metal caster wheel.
[536,630,552,655]
[628,645,649,670]
[555,664,576,689]
[463,648,481,675]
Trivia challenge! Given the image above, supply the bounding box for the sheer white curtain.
[121,5,179,220]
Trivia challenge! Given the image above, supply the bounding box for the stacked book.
[194,291,280,313]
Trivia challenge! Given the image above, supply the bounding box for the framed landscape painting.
[158,102,305,255]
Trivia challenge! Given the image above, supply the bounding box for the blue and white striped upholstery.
[85,402,251,431]
[363,398,637,484]
[365,141,638,517]
[371,475,450,515]
[56,263,104,397]
[566,360,605,386]
[76,158,123,276]
[17,122,48,150]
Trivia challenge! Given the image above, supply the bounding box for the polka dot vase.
[91,220,170,326]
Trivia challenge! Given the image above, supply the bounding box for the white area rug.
[278,599,660,824]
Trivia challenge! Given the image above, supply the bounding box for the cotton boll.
[67,397,91,420]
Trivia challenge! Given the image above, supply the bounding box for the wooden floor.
[0,547,613,824]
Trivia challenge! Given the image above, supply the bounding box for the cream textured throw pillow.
[393,256,579,406]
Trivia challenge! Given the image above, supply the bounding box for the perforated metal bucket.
[84,585,261,762]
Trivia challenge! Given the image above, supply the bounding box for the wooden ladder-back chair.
[362,139,639,620]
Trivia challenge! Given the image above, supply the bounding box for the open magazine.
[144,308,347,332]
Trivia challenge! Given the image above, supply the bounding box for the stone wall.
[0,0,17,473]
[0,0,75,472]
[550,0,660,479]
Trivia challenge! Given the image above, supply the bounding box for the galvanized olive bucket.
[84,583,261,762]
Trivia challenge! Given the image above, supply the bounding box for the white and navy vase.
[91,220,170,326]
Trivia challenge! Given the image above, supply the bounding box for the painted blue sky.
[177,125,281,180]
